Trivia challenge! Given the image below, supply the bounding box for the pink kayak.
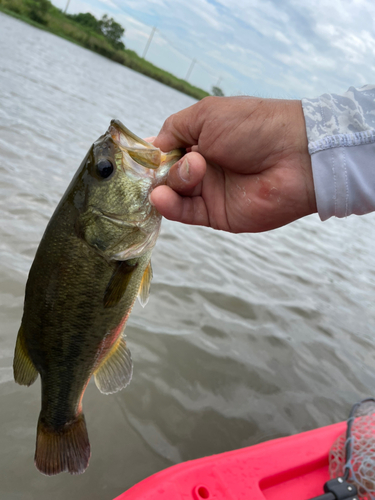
[114,421,346,500]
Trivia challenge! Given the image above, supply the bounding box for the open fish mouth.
[110,120,152,149]
[109,120,162,171]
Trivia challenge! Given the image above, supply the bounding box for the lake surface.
[1,12,375,500]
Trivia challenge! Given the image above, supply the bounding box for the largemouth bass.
[13,120,183,476]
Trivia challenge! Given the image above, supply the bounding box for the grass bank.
[0,0,210,100]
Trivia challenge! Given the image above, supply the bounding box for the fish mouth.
[110,120,152,149]
[109,120,162,171]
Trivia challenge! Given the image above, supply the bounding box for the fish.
[13,120,183,476]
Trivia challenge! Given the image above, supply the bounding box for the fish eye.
[96,159,114,179]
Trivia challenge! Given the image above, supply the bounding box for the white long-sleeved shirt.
[302,85,375,220]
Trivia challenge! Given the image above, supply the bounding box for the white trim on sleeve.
[312,142,375,221]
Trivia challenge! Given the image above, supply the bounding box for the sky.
[51,0,375,98]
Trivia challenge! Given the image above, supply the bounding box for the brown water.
[1,12,375,500]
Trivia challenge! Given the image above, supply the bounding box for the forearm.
[302,85,375,220]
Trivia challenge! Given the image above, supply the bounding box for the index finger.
[153,100,206,152]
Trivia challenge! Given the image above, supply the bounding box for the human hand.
[150,96,317,233]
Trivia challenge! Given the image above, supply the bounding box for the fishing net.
[329,399,375,500]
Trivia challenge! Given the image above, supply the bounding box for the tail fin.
[35,413,91,475]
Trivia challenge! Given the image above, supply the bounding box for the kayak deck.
[114,421,346,499]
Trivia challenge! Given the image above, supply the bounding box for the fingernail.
[148,193,155,206]
[178,158,190,182]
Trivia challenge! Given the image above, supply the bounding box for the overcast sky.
[52,0,375,98]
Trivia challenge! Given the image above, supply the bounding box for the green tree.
[212,86,224,96]
[29,0,51,25]
[99,14,125,50]
[69,12,101,33]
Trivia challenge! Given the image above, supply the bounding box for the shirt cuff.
[311,142,375,221]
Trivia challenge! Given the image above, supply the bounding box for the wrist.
[291,100,317,216]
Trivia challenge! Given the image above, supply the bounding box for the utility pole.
[216,76,223,87]
[185,58,196,81]
[64,0,71,14]
[142,27,156,59]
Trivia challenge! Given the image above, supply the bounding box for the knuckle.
[161,112,177,132]
[199,96,216,109]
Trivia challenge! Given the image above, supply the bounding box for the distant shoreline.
[0,2,209,101]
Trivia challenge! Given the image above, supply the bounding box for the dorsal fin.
[138,261,153,308]
[13,325,38,386]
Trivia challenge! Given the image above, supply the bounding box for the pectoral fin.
[104,260,138,308]
[13,325,38,386]
[138,261,152,308]
[94,336,133,394]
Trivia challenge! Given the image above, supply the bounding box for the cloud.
[51,0,375,98]
[274,31,292,46]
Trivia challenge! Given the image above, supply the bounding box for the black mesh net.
[329,400,375,500]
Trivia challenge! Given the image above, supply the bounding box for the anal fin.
[13,325,38,386]
[94,336,133,395]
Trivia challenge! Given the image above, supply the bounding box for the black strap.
[308,478,358,500]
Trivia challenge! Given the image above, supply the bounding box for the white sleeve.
[301,85,375,221]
